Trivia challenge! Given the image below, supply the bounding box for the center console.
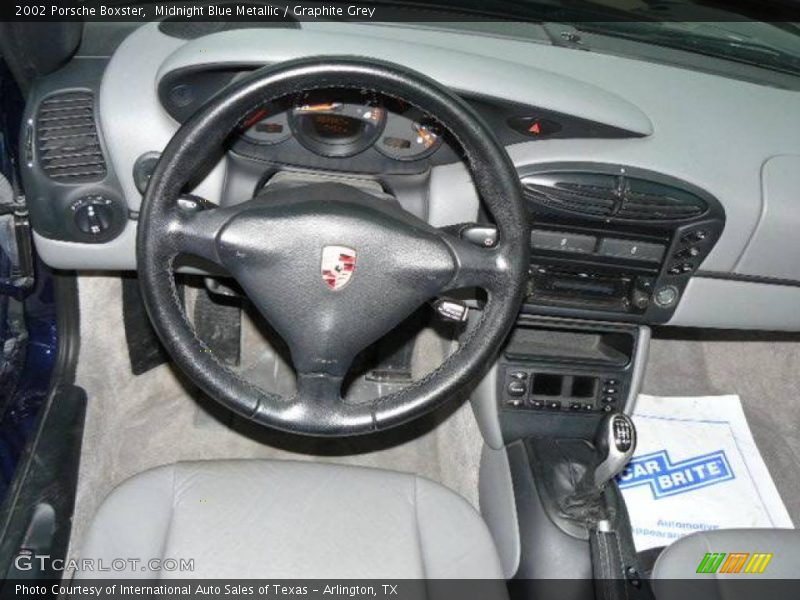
[472,165,717,590]
[473,162,722,438]
[468,162,722,449]
[476,315,653,596]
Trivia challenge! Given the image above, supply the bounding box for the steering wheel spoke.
[439,231,512,293]
[295,371,345,403]
[165,197,234,265]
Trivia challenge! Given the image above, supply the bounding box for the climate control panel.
[501,367,629,414]
[495,317,642,426]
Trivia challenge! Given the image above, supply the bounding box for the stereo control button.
[531,229,597,254]
[598,238,665,262]
[674,247,700,260]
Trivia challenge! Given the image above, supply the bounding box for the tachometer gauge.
[290,90,386,158]
[377,116,443,161]
[240,107,291,145]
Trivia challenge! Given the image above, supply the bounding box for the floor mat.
[619,394,794,551]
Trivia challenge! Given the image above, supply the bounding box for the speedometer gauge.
[290,90,386,158]
[377,115,443,161]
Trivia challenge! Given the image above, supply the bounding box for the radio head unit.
[529,263,653,315]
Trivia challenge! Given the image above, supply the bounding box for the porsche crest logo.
[321,246,357,291]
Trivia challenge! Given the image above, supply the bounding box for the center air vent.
[522,171,707,222]
[35,91,107,183]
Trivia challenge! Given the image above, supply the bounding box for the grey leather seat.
[77,460,504,579]
[653,528,800,580]
[652,529,800,599]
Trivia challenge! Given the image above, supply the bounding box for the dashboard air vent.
[522,171,707,222]
[35,91,107,183]
[523,174,618,217]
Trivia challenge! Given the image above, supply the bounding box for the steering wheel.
[138,57,529,437]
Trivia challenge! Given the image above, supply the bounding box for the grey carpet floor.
[642,329,800,526]
[69,275,483,559]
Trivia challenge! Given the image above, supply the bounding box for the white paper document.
[618,394,793,551]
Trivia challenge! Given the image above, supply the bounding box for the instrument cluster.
[237,89,445,162]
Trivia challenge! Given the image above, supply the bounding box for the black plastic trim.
[519,162,725,230]
[21,58,128,244]
[694,270,800,288]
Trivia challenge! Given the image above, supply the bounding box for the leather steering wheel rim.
[137,57,529,437]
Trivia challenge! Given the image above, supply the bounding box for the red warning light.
[508,116,563,138]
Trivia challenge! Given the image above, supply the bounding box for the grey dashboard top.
[28,20,800,330]
[156,28,654,136]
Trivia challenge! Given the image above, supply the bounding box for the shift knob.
[593,413,636,488]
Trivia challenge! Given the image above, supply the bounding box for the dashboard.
[19,20,800,331]
[156,65,639,177]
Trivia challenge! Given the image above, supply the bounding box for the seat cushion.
[77,460,504,579]
[652,528,800,599]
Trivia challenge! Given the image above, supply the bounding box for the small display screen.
[309,114,362,139]
[255,122,284,134]
[383,136,412,149]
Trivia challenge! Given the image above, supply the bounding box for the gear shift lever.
[587,415,638,592]
[593,413,637,489]
[562,413,638,515]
